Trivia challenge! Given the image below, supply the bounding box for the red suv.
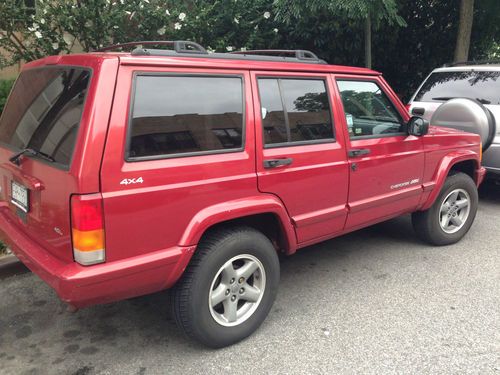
[0,41,486,347]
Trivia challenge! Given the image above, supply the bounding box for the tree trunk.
[454,0,475,63]
[364,13,372,69]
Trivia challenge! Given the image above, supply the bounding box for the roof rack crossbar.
[230,49,320,61]
[96,40,207,54]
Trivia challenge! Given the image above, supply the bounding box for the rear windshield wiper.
[432,96,455,101]
[9,148,56,165]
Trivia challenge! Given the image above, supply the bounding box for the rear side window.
[414,70,500,105]
[128,75,244,159]
[257,78,334,146]
[0,67,90,168]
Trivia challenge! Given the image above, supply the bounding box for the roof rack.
[444,59,500,67]
[96,40,327,64]
[96,40,207,54]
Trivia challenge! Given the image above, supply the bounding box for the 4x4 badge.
[120,177,144,186]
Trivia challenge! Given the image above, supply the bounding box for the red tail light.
[71,194,105,265]
[405,103,411,113]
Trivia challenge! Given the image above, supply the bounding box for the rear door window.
[128,75,244,159]
[414,70,500,105]
[0,67,91,168]
[257,78,334,147]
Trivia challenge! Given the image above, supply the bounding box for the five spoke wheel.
[209,254,266,327]
[439,188,470,234]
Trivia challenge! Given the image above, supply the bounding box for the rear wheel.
[171,226,280,348]
[412,172,478,245]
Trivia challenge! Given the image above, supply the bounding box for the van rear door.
[0,57,117,263]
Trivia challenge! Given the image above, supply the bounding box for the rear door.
[99,66,257,262]
[333,75,425,230]
[251,71,349,244]
[0,58,117,263]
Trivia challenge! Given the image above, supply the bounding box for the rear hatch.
[410,69,500,123]
[409,68,500,149]
[0,66,91,263]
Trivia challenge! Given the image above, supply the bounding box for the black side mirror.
[407,116,429,136]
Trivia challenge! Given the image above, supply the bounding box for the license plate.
[11,181,29,213]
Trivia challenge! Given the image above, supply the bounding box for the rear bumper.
[0,207,195,308]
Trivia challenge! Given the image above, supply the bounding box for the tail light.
[405,103,411,113]
[71,194,105,265]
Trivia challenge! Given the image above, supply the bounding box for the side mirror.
[407,116,429,136]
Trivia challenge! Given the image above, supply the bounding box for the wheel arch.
[420,150,481,211]
[178,195,297,255]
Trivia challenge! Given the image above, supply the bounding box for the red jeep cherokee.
[0,41,486,347]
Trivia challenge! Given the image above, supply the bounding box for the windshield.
[0,67,91,168]
[414,70,500,105]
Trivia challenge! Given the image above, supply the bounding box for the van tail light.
[71,194,105,266]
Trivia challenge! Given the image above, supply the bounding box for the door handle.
[263,158,293,169]
[348,149,371,158]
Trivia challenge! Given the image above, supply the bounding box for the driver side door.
[333,75,425,231]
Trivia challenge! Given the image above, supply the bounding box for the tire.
[170,226,280,348]
[412,172,478,246]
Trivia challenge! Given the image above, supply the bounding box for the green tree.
[274,0,406,68]
[0,0,282,68]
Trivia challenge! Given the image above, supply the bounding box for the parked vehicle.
[0,41,486,348]
[408,62,499,179]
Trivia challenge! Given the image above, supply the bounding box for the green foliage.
[0,0,282,67]
[0,79,16,114]
[0,0,499,100]
[274,0,406,27]
[0,240,6,255]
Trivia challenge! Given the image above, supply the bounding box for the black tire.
[412,172,478,246]
[170,226,280,348]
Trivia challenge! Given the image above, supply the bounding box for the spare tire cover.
[430,98,496,151]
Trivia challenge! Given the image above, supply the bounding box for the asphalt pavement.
[1,182,499,375]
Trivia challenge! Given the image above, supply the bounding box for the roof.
[434,65,500,72]
[23,52,381,76]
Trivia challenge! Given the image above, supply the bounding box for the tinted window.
[129,75,243,158]
[337,80,404,138]
[414,70,500,105]
[258,78,334,146]
[0,67,90,167]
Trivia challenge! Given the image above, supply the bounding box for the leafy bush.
[0,79,15,115]
[0,240,6,255]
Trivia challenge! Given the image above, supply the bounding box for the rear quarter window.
[127,75,244,160]
[414,70,500,105]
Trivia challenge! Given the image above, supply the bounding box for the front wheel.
[171,226,280,348]
[412,172,478,245]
